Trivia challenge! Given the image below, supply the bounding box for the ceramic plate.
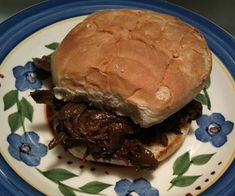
[0,1,235,196]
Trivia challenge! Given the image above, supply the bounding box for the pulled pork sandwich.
[31,9,212,169]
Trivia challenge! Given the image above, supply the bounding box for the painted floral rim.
[0,40,234,196]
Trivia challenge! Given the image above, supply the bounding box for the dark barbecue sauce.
[34,90,202,169]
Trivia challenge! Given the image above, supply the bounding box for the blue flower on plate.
[195,113,234,147]
[7,131,48,166]
[13,62,42,91]
[114,178,159,196]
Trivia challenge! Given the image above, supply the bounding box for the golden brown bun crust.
[52,9,212,127]
[68,123,190,167]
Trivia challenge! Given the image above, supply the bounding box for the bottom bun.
[68,123,190,167]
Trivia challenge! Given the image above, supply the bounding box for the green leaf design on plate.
[173,151,190,175]
[191,153,215,165]
[3,90,18,111]
[79,181,112,194]
[195,76,211,110]
[58,183,76,196]
[19,97,33,122]
[36,168,112,195]
[170,175,201,187]
[195,93,208,105]
[45,42,59,50]
[203,89,211,110]
[204,76,211,89]
[40,168,78,183]
[195,89,211,110]
[8,112,22,132]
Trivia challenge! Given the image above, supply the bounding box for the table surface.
[0,0,234,37]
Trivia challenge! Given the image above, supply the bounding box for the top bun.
[51,9,212,127]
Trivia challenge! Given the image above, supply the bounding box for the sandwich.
[31,9,212,169]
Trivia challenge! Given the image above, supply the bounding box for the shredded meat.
[33,55,51,72]
[31,90,202,169]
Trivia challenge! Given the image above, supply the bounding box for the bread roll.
[51,9,211,127]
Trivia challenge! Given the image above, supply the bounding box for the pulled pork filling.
[31,90,202,169]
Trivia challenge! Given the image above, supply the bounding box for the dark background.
[0,0,234,36]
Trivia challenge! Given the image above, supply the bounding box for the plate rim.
[0,0,235,195]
